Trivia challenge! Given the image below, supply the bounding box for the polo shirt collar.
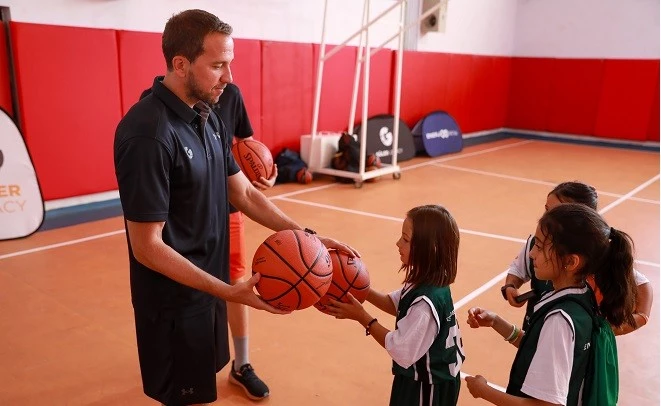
[151,76,198,124]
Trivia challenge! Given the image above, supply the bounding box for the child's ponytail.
[596,227,637,328]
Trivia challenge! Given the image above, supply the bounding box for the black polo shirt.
[213,83,254,213]
[115,76,241,318]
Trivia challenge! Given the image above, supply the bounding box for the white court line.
[598,174,661,214]
[0,142,529,260]
[274,196,659,269]
[433,163,660,205]
[402,140,533,171]
[0,230,126,260]
[274,196,528,244]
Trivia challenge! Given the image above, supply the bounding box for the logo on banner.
[425,129,459,140]
[379,126,393,147]
[0,109,44,239]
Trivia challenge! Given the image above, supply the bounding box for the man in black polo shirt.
[114,9,358,405]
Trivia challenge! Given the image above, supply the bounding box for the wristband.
[505,324,518,342]
[365,318,378,336]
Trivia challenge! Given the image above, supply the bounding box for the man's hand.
[317,235,361,258]
[226,273,291,314]
[253,164,278,190]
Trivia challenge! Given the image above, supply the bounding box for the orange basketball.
[232,139,274,183]
[314,250,370,315]
[252,229,333,311]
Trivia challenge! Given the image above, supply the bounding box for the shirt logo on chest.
[184,146,193,159]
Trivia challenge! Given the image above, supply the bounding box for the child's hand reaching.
[467,307,497,328]
[326,293,371,323]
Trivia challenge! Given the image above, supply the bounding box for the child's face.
[396,217,413,266]
[529,224,560,281]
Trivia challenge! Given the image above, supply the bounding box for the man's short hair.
[162,9,233,70]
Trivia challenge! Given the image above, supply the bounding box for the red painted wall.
[5,22,659,200]
[508,57,660,141]
[0,25,13,116]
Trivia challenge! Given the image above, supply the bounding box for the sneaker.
[228,360,270,400]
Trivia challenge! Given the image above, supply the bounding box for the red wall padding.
[231,38,262,140]
[11,22,122,200]
[402,53,510,134]
[648,70,660,142]
[0,26,12,116]
[4,22,658,201]
[312,44,394,133]
[546,59,604,135]
[354,49,393,125]
[117,30,163,114]
[594,59,659,141]
[508,57,660,141]
[312,44,360,132]
[260,41,314,153]
[507,58,554,131]
[400,51,450,128]
[466,56,511,132]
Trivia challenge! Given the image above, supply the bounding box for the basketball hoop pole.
[305,0,437,187]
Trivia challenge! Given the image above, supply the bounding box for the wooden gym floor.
[0,137,658,405]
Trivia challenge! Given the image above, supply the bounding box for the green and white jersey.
[507,285,595,406]
[389,284,465,385]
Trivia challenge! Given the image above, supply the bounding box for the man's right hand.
[226,273,291,314]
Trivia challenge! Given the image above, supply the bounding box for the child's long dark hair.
[539,203,636,327]
[549,181,598,210]
[402,205,459,287]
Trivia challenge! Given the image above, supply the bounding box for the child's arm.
[366,288,397,316]
[465,375,560,406]
[328,294,390,348]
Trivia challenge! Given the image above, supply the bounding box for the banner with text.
[0,108,44,240]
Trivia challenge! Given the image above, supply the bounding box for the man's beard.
[186,74,218,105]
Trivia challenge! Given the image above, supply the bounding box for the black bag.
[274,148,312,184]
[331,132,381,173]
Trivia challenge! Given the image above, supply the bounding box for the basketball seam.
[262,232,329,303]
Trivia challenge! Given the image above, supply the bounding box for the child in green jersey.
[328,204,464,406]
[466,204,637,406]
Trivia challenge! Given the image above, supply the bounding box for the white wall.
[513,0,660,58]
[1,0,401,48]
[3,0,658,58]
[1,0,517,56]
[417,0,518,56]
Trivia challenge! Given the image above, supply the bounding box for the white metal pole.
[391,0,406,167]
[348,0,368,134]
[322,0,403,62]
[358,0,370,177]
[311,0,330,139]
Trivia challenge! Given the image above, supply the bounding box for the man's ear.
[171,56,189,78]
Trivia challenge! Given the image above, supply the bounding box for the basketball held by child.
[232,139,274,183]
[314,250,370,315]
[252,229,333,311]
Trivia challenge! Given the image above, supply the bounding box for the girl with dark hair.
[502,181,651,334]
[328,204,464,406]
[466,204,637,405]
